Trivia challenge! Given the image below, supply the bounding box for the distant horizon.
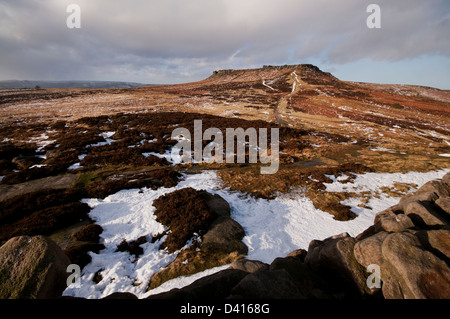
[0,79,149,89]
[1,62,449,91]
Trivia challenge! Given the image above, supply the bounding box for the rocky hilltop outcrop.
[210,64,331,78]
[208,64,338,86]
[147,172,450,299]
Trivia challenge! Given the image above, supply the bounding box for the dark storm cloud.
[0,0,448,84]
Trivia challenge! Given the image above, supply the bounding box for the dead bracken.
[153,188,217,253]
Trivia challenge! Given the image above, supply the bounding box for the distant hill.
[0,80,149,89]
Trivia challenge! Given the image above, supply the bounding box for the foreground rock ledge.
[2,173,450,299]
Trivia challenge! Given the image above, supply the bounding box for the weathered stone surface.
[356,225,377,241]
[0,235,71,299]
[442,173,450,186]
[404,201,447,227]
[305,233,368,296]
[49,220,92,251]
[426,229,450,260]
[381,232,450,299]
[270,256,329,298]
[201,218,247,254]
[230,269,304,299]
[417,180,450,198]
[270,256,306,274]
[229,258,269,273]
[374,209,414,233]
[147,269,248,299]
[102,292,138,299]
[286,248,308,261]
[200,192,247,254]
[416,229,450,261]
[0,174,78,202]
[435,197,450,215]
[398,192,438,211]
[354,231,389,268]
[203,192,231,218]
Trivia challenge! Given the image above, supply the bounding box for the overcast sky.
[1,0,449,89]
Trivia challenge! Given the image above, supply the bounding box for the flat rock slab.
[0,174,78,202]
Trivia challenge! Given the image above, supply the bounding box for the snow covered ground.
[62,168,449,299]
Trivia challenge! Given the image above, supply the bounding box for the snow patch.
[323,169,449,194]
[68,163,81,170]
[68,154,87,170]
[87,132,117,148]
[29,164,46,169]
[262,80,275,91]
[128,138,158,148]
[30,132,56,152]
[291,71,299,93]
